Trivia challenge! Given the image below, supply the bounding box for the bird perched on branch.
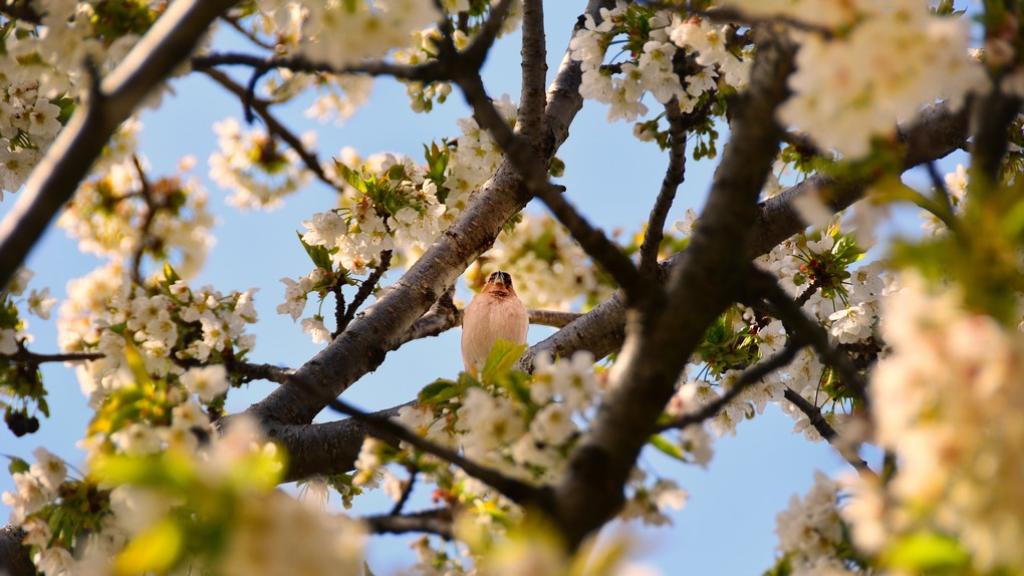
[461,271,528,374]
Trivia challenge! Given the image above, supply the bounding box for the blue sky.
[0,3,966,574]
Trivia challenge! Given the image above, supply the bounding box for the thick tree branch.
[968,87,1021,190]
[517,0,548,146]
[0,0,242,290]
[245,0,618,427]
[550,28,796,548]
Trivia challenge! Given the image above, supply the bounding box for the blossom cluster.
[208,117,313,210]
[0,0,164,195]
[770,472,862,576]
[767,0,987,158]
[841,275,1024,572]
[569,2,750,128]
[58,156,214,279]
[656,213,885,466]
[3,415,366,576]
[57,263,257,407]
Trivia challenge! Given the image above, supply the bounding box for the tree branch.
[639,101,688,276]
[336,250,392,336]
[0,525,32,576]
[451,70,651,303]
[782,388,874,476]
[550,28,797,548]
[0,0,242,290]
[517,0,548,147]
[362,508,453,540]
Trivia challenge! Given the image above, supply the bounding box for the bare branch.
[337,251,393,336]
[0,0,242,290]
[191,51,447,83]
[528,309,581,328]
[362,508,454,540]
[323,396,550,508]
[389,469,418,516]
[782,388,874,476]
[639,102,688,276]
[517,0,548,146]
[220,15,277,51]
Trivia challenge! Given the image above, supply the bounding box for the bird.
[461,270,529,374]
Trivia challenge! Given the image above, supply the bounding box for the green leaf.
[481,339,527,385]
[114,518,183,576]
[418,379,459,404]
[296,231,333,271]
[162,262,181,285]
[882,531,970,573]
[648,434,686,462]
[7,456,29,475]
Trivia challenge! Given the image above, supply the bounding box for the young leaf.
[481,340,527,385]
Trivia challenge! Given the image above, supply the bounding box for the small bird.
[461,270,529,374]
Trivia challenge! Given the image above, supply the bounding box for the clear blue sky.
[1,3,964,574]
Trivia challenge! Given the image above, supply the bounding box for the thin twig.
[221,15,277,51]
[201,68,338,191]
[389,468,418,516]
[337,250,392,335]
[782,388,875,477]
[0,350,104,364]
[192,51,446,83]
[925,160,955,218]
[747,267,868,403]
[639,101,688,276]
[324,395,550,507]
[130,155,158,285]
[659,341,804,431]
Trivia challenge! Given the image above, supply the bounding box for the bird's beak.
[487,271,514,291]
